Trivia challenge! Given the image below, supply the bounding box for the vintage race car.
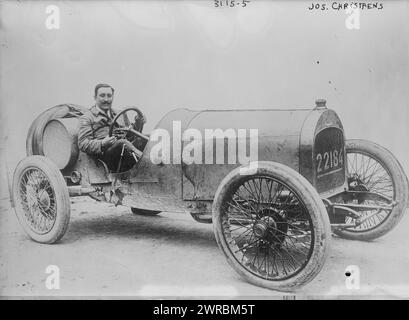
[11,99,408,291]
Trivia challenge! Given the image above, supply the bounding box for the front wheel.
[212,161,331,291]
[12,156,71,243]
[333,139,408,241]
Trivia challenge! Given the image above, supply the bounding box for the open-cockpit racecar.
[11,99,408,291]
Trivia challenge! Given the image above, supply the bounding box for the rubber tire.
[131,208,161,216]
[12,156,71,244]
[212,161,331,292]
[333,139,408,241]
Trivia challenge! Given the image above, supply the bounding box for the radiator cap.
[315,99,327,109]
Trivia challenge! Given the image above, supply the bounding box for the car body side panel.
[123,108,200,208]
[182,135,301,200]
[181,109,311,200]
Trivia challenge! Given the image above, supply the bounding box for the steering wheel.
[108,107,148,143]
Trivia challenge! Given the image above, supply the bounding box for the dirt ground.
[0,194,408,299]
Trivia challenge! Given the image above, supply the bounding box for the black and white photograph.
[0,0,408,301]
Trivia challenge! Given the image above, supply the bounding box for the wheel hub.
[348,175,369,192]
[348,176,369,204]
[252,208,289,245]
[253,216,277,238]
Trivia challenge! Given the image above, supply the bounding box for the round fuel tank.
[42,118,79,170]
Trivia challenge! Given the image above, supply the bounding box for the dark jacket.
[78,105,117,156]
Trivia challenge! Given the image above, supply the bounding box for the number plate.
[314,127,345,184]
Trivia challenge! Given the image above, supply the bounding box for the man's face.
[95,86,114,111]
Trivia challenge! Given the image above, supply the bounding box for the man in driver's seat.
[78,83,145,172]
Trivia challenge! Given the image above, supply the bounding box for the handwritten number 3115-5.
[214,1,250,8]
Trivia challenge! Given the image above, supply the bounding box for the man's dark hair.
[94,83,115,97]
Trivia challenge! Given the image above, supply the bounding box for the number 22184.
[316,148,344,174]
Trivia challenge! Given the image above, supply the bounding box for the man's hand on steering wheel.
[101,135,117,149]
[110,126,130,140]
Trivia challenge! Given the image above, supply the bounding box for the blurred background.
[0,0,408,200]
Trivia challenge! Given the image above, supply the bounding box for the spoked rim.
[345,151,394,232]
[17,167,57,234]
[221,175,315,281]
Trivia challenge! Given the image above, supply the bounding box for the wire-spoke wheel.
[333,139,408,241]
[12,156,70,243]
[213,162,331,291]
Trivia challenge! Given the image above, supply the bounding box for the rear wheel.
[213,162,331,291]
[12,156,70,243]
[333,139,408,241]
